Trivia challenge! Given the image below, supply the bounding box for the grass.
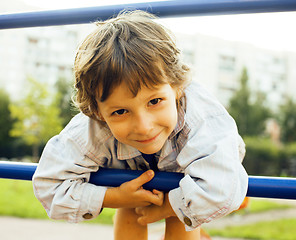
[1,178,295,240]
[0,178,116,224]
[206,198,295,240]
[208,219,296,240]
[0,178,47,219]
[247,198,291,213]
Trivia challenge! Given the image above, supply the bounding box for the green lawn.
[1,178,295,240]
[0,178,116,224]
[248,198,291,213]
[208,219,296,240]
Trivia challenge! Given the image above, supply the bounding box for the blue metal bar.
[1,161,296,199]
[1,0,296,29]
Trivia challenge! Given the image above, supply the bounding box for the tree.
[278,97,296,143]
[0,89,14,152]
[228,68,271,136]
[9,77,63,162]
[248,91,271,136]
[54,77,79,127]
[228,68,250,135]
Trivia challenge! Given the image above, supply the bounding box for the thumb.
[130,170,154,190]
[137,215,147,226]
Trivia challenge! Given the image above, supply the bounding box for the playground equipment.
[1,0,296,199]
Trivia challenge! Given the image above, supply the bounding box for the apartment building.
[176,33,296,109]
[1,1,295,109]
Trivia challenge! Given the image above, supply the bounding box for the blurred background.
[1,1,296,239]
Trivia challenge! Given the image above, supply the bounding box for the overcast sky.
[21,0,296,53]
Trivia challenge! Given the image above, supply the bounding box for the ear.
[174,87,184,110]
[175,87,183,100]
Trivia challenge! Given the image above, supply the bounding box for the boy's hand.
[103,170,164,208]
[135,193,176,225]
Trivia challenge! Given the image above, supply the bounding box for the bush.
[243,137,281,176]
[281,142,296,176]
[243,137,296,177]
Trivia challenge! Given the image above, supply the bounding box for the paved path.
[1,198,295,240]
[0,217,161,240]
[0,217,242,240]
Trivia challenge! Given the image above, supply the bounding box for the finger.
[153,189,164,198]
[152,190,164,206]
[152,189,161,194]
[148,194,163,206]
[137,216,147,226]
[129,170,154,190]
[135,207,143,215]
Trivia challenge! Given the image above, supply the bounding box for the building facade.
[1,1,296,109]
[176,33,296,109]
[0,25,79,99]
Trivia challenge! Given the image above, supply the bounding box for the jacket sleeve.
[169,112,248,230]
[32,133,107,223]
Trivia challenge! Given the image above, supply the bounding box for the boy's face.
[97,82,178,154]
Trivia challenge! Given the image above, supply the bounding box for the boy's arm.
[168,114,248,230]
[32,134,107,223]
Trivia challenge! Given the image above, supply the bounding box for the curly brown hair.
[74,10,190,121]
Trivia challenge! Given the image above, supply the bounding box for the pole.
[1,0,296,29]
[0,161,296,199]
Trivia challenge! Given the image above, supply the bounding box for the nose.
[132,112,153,135]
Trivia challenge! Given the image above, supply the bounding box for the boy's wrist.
[164,193,176,218]
[102,187,120,208]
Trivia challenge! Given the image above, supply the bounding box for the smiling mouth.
[136,132,162,144]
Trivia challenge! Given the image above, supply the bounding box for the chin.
[139,146,163,155]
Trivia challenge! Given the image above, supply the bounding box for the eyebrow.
[147,91,168,99]
[103,87,170,111]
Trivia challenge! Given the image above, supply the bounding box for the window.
[219,54,235,71]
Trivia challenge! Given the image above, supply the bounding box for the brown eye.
[112,109,127,116]
[148,98,161,106]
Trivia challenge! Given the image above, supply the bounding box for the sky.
[18,0,296,53]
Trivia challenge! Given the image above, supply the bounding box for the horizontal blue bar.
[1,161,296,199]
[1,0,296,29]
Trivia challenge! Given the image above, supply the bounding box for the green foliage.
[228,68,251,135]
[281,142,296,176]
[0,89,25,158]
[228,68,271,136]
[0,76,78,159]
[284,142,296,158]
[0,89,14,146]
[54,77,79,127]
[278,97,296,143]
[243,137,296,176]
[208,219,296,240]
[250,91,272,135]
[243,137,282,176]
[9,78,63,160]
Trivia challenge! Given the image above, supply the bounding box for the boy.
[33,10,248,240]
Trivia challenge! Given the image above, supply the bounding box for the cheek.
[106,122,129,142]
[160,103,178,130]
[170,108,178,130]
